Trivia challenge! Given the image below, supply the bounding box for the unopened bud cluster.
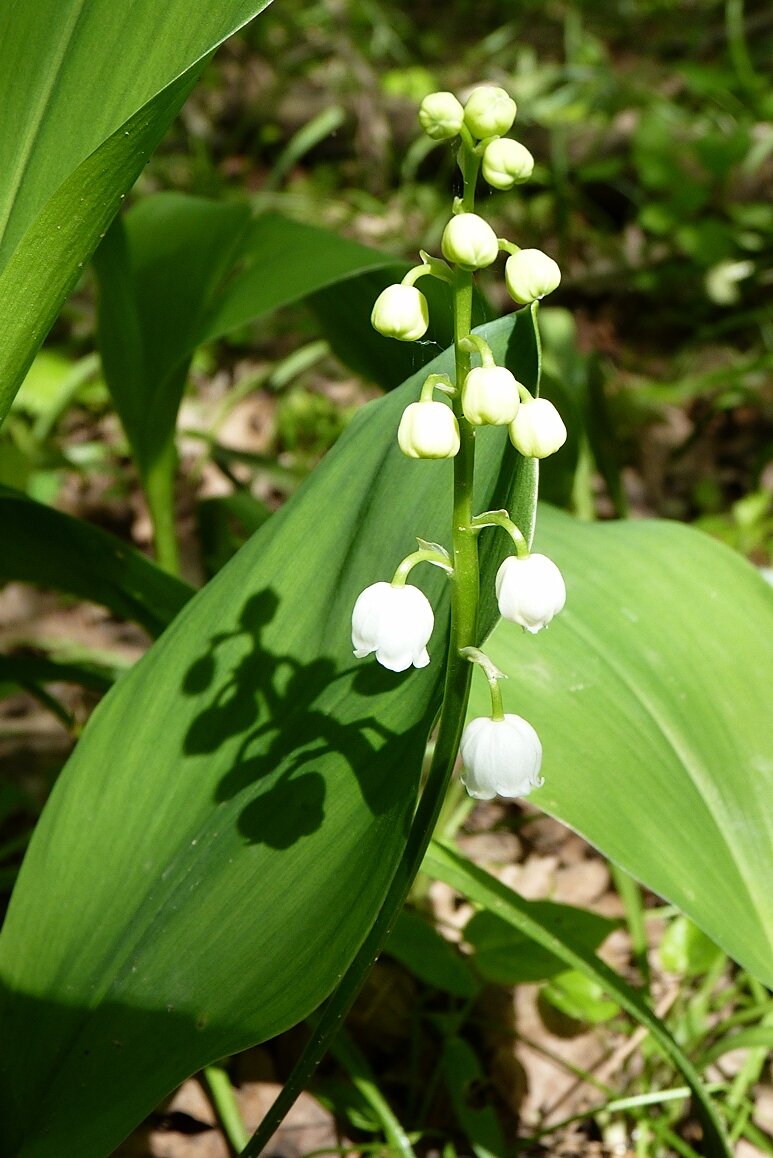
[356,85,568,801]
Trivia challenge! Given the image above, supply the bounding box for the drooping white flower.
[418,91,465,140]
[462,365,520,426]
[505,248,561,304]
[460,714,543,799]
[371,284,429,341]
[482,138,534,189]
[495,553,566,633]
[441,213,499,271]
[352,582,434,672]
[463,86,517,139]
[509,397,566,458]
[398,400,460,459]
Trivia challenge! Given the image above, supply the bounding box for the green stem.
[470,508,529,557]
[530,301,542,394]
[392,547,452,584]
[142,440,180,577]
[202,1064,248,1155]
[238,144,482,1158]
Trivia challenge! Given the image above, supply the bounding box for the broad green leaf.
[386,910,480,998]
[94,195,464,478]
[0,653,118,697]
[473,505,773,989]
[440,1037,506,1158]
[424,840,731,1157]
[464,903,617,985]
[0,315,536,1157]
[0,487,193,637]
[541,970,621,1025]
[0,1,275,425]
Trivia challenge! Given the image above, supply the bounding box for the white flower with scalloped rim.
[441,213,499,271]
[509,396,566,459]
[495,553,566,633]
[462,365,520,425]
[352,582,434,672]
[398,400,460,459]
[460,714,543,799]
[371,284,429,342]
[505,248,561,304]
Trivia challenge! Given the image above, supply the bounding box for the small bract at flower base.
[509,397,567,459]
[462,366,520,426]
[352,582,434,672]
[441,213,499,271]
[505,248,561,305]
[482,138,534,190]
[463,85,517,139]
[398,400,460,459]
[371,284,429,342]
[495,552,566,633]
[418,91,465,141]
[460,714,543,800]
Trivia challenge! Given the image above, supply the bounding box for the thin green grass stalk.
[202,1063,248,1155]
[143,441,180,576]
[609,863,651,989]
[329,1029,416,1158]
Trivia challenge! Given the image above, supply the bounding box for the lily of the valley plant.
[359,84,566,800]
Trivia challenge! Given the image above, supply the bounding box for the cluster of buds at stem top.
[354,84,570,800]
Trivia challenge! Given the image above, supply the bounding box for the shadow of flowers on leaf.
[181,588,425,850]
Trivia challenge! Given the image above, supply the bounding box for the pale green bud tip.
[352,581,434,672]
[460,714,543,799]
[441,213,499,271]
[482,138,534,190]
[418,91,465,141]
[463,85,517,139]
[505,248,561,304]
[462,365,520,426]
[371,284,429,342]
[398,400,460,459]
[495,552,566,633]
[509,397,567,459]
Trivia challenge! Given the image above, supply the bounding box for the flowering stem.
[239,133,483,1158]
[470,509,530,558]
[402,254,454,287]
[460,646,506,721]
[392,548,453,584]
[531,300,542,393]
[419,373,455,402]
[459,334,495,368]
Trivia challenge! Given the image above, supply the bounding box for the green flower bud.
[462,366,520,425]
[398,401,460,459]
[418,91,465,141]
[482,138,534,190]
[463,85,517,139]
[371,284,429,341]
[505,248,561,304]
[509,397,567,458]
[441,213,499,271]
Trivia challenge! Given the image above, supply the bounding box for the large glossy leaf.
[0,1,274,425]
[471,505,773,987]
[0,315,537,1157]
[0,488,192,637]
[94,198,414,475]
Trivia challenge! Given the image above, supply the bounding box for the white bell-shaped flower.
[460,714,543,800]
[505,248,561,304]
[509,396,567,458]
[482,138,534,190]
[462,365,520,425]
[463,86,517,139]
[418,91,465,140]
[352,581,434,672]
[495,553,566,633]
[441,213,499,271]
[398,400,460,459]
[371,284,429,342]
